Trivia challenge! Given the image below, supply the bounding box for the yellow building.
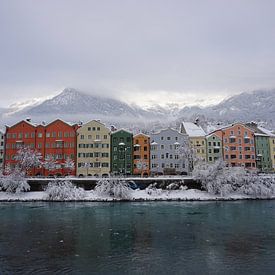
[179,122,206,161]
[77,120,111,177]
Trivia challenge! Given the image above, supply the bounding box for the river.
[1,201,275,274]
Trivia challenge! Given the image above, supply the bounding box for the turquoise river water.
[1,201,275,274]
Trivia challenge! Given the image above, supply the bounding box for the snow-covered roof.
[112,128,133,135]
[257,126,275,137]
[181,122,206,137]
[151,127,187,137]
[133,133,150,138]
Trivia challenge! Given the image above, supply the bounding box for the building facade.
[270,136,275,171]
[44,119,78,177]
[0,130,5,169]
[133,133,150,176]
[206,133,223,163]
[111,129,133,175]
[4,120,43,176]
[180,122,206,161]
[211,123,256,169]
[150,128,189,175]
[77,120,111,177]
[4,119,78,176]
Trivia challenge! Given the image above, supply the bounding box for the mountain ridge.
[1,88,274,129]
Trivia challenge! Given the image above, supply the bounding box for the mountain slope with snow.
[0,88,274,129]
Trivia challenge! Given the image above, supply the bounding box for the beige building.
[77,120,111,177]
[179,122,207,161]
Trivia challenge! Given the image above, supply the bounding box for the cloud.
[0,0,275,107]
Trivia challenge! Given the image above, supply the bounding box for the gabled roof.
[151,127,186,136]
[111,128,133,135]
[208,122,255,136]
[134,133,150,138]
[45,119,78,128]
[180,122,206,137]
[257,126,275,137]
[5,119,42,129]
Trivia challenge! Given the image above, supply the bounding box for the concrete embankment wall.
[27,177,201,191]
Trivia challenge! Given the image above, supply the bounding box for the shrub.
[45,181,85,201]
[95,178,132,200]
[0,168,30,193]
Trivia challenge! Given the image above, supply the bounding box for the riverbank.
[0,189,274,202]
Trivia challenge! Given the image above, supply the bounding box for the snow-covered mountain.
[1,88,274,129]
[22,88,147,117]
[178,90,275,126]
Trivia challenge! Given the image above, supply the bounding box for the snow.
[181,122,206,137]
[0,188,269,202]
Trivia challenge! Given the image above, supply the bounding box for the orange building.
[211,123,256,169]
[4,119,79,176]
[133,133,150,176]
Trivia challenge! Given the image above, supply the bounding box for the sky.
[0,0,275,108]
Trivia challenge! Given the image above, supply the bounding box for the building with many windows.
[211,123,256,169]
[77,120,111,177]
[111,129,133,175]
[254,125,275,172]
[180,122,206,161]
[133,133,150,176]
[246,123,272,172]
[0,130,5,169]
[150,128,189,175]
[44,119,79,177]
[4,119,79,176]
[206,133,223,163]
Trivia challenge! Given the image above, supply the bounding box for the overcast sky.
[0,0,275,108]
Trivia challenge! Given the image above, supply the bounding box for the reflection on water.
[1,201,275,274]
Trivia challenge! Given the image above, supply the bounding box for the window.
[88,135,92,139]
[58,132,62,138]
[97,127,100,131]
[161,145,164,149]
[103,135,108,139]
[52,132,56,138]
[80,135,84,140]
[209,157,212,162]
[46,133,50,138]
[88,127,91,131]
[167,137,171,140]
[38,133,43,138]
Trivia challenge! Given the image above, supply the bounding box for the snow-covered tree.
[43,155,58,171]
[177,138,199,173]
[45,180,85,201]
[14,147,42,175]
[63,157,75,175]
[0,166,30,193]
[95,178,132,199]
[193,159,275,198]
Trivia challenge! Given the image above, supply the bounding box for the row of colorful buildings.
[1,118,275,177]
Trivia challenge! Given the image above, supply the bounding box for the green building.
[111,129,133,175]
[246,123,272,172]
[206,133,223,163]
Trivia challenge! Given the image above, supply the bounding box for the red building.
[44,119,78,176]
[4,119,79,176]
